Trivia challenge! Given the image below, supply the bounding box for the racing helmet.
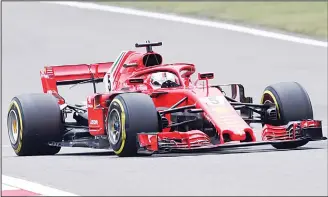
[150,72,177,88]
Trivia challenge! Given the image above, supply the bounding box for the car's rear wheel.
[260,82,313,149]
[106,93,159,157]
[7,93,63,156]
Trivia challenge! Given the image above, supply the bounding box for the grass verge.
[102,2,327,39]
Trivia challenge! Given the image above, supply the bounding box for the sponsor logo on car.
[90,120,98,125]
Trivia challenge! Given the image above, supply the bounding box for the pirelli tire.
[260,82,313,149]
[7,93,63,156]
[106,93,159,157]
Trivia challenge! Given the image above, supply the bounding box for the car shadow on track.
[54,146,326,158]
[153,146,325,158]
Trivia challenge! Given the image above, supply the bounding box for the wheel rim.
[8,110,19,144]
[262,93,274,105]
[108,109,121,145]
[264,99,273,105]
[261,91,281,119]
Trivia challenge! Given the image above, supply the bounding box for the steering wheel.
[161,80,180,88]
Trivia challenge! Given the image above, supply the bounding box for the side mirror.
[198,72,214,80]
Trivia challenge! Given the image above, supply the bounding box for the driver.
[150,72,179,88]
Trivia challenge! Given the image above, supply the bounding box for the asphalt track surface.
[2,2,327,196]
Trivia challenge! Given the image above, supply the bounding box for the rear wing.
[40,62,113,104]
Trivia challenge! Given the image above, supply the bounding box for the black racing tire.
[7,93,63,156]
[260,82,313,149]
[106,93,159,157]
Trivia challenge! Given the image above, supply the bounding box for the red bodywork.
[40,49,323,152]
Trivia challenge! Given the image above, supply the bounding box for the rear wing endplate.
[41,62,112,85]
[40,62,113,104]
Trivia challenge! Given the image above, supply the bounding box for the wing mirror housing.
[198,72,214,80]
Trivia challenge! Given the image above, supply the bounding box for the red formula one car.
[7,41,327,157]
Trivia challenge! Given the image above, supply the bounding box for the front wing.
[136,120,327,154]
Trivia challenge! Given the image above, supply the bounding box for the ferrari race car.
[7,41,327,157]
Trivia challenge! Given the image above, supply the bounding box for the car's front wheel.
[106,93,159,157]
[260,82,313,149]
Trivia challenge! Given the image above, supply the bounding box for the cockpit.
[115,41,196,91]
[149,71,180,89]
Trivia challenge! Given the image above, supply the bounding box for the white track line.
[42,1,327,48]
[2,184,18,191]
[2,175,78,196]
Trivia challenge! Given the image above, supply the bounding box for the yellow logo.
[12,119,18,134]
